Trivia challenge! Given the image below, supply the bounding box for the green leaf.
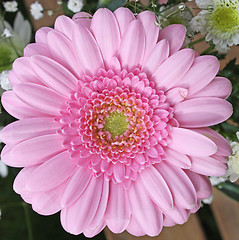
[98,0,127,11]
[216,181,239,202]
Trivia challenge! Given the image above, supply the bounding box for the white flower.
[0,70,12,90]
[190,0,239,51]
[224,133,239,182]
[3,1,18,12]
[47,10,53,16]
[1,28,12,38]
[67,0,84,13]
[30,1,44,20]
[57,0,63,5]
[0,160,8,178]
[210,176,227,185]
[202,194,214,204]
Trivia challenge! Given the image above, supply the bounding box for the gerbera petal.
[8,134,65,167]
[164,148,191,169]
[158,24,186,55]
[31,55,78,97]
[128,179,163,236]
[61,176,104,235]
[73,25,104,76]
[26,151,76,192]
[169,127,217,157]
[174,97,233,127]
[14,83,67,115]
[24,43,50,57]
[118,19,145,70]
[72,12,92,28]
[114,7,135,37]
[142,39,169,76]
[32,181,66,215]
[1,91,50,119]
[165,87,188,106]
[185,170,212,199]
[8,69,21,86]
[176,56,220,96]
[47,30,82,78]
[61,167,92,207]
[192,128,231,156]
[91,8,121,68]
[190,77,232,99]
[0,117,59,145]
[152,49,194,91]
[126,215,145,236]
[156,162,197,209]
[139,166,173,211]
[105,182,131,233]
[190,156,227,176]
[137,11,159,60]
[35,27,52,44]
[54,15,75,40]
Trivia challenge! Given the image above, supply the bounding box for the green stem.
[22,203,33,240]
[189,36,206,46]
[202,45,215,55]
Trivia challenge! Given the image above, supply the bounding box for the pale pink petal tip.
[1,7,232,238]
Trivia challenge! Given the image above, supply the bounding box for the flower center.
[211,4,239,32]
[104,111,128,138]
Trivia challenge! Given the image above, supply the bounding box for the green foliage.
[216,181,239,202]
[97,0,127,11]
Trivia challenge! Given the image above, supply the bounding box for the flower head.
[190,0,239,52]
[3,1,18,12]
[0,8,233,237]
[30,1,44,20]
[0,70,12,90]
[67,0,84,13]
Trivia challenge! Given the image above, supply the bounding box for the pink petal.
[126,215,145,236]
[114,7,135,37]
[137,11,159,60]
[73,25,104,76]
[118,20,145,70]
[83,180,109,237]
[24,43,50,57]
[1,91,50,119]
[14,83,67,115]
[142,39,169,77]
[192,128,231,156]
[0,117,59,145]
[54,15,75,40]
[91,8,121,68]
[13,57,43,85]
[32,181,66,215]
[47,30,82,78]
[8,134,65,167]
[35,27,52,44]
[72,12,92,28]
[190,77,232,99]
[164,148,191,169]
[31,55,78,97]
[174,97,233,127]
[185,170,212,199]
[139,166,173,211]
[151,49,194,91]
[158,24,186,55]
[61,176,104,235]
[169,127,217,157]
[176,55,220,96]
[189,156,227,176]
[8,69,21,86]
[105,182,131,233]
[113,163,125,183]
[128,178,163,236]
[26,151,76,192]
[156,161,197,209]
[61,167,92,207]
[165,87,188,106]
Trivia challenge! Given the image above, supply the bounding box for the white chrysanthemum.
[210,176,227,185]
[3,1,18,12]
[30,1,44,20]
[0,160,8,178]
[190,0,239,52]
[67,0,84,13]
[202,194,214,204]
[0,70,12,90]
[1,28,12,38]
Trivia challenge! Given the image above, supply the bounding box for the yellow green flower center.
[211,5,239,32]
[104,112,128,137]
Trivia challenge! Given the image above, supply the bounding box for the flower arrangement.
[0,0,239,239]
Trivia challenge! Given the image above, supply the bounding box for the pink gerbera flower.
[0,7,232,237]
